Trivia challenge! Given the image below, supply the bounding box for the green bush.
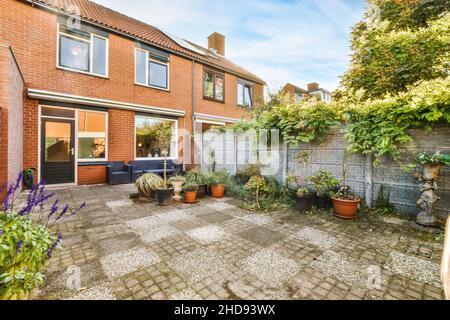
[0,174,85,299]
[0,214,58,300]
[308,170,340,196]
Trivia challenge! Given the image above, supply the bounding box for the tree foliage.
[342,0,450,99]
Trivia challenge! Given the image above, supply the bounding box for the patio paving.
[33,184,446,300]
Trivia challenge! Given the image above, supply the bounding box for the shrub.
[244,175,269,211]
[0,174,85,299]
[184,167,208,185]
[308,170,340,196]
[207,169,231,186]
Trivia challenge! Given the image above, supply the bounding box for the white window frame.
[237,79,253,107]
[134,48,170,91]
[56,23,109,78]
[77,109,109,163]
[134,115,178,160]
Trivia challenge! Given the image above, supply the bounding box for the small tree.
[244,175,269,210]
[154,122,174,189]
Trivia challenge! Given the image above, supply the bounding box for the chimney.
[307,82,319,91]
[208,32,225,56]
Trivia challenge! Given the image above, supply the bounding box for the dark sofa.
[106,161,131,185]
[129,159,183,182]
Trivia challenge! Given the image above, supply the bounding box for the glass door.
[41,118,75,184]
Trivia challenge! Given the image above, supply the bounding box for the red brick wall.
[194,63,264,120]
[108,108,135,162]
[23,98,39,171]
[78,165,107,185]
[0,0,265,185]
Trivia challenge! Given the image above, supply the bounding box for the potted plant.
[184,167,208,198]
[208,169,231,198]
[308,170,339,209]
[331,150,360,219]
[169,175,186,201]
[135,173,163,200]
[183,182,198,203]
[292,187,315,212]
[415,151,450,180]
[155,122,175,206]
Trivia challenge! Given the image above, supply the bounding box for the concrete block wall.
[208,125,450,218]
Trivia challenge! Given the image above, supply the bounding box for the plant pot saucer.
[333,213,356,220]
[183,199,199,204]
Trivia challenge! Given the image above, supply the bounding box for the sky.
[92,0,367,92]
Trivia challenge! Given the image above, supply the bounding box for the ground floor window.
[135,115,177,159]
[77,111,107,160]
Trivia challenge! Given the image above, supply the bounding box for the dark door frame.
[40,117,75,185]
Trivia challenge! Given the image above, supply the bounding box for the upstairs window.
[135,46,169,90]
[237,80,253,107]
[57,23,108,76]
[203,69,224,102]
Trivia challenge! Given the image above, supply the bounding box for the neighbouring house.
[0,0,265,187]
[282,82,332,103]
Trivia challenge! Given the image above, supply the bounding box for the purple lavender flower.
[71,201,87,216]
[47,233,62,258]
[55,204,69,221]
[2,183,15,211]
[48,199,59,217]
[0,229,4,235]
[16,239,23,253]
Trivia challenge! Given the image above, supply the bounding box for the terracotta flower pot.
[210,184,225,198]
[332,197,361,219]
[423,164,442,181]
[183,191,197,203]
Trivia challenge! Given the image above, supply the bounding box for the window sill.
[135,82,170,92]
[78,161,109,166]
[135,157,177,161]
[57,66,109,79]
[203,96,225,104]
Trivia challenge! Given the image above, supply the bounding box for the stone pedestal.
[415,165,441,227]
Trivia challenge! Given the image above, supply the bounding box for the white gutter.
[194,113,240,124]
[28,88,186,117]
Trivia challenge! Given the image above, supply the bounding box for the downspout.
[191,59,196,168]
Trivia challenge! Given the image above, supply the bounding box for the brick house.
[0,0,265,186]
[283,82,332,103]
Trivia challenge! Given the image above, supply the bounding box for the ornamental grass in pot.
[183,182,198,203]
[135,173,163,200]
[184,167,208,198]
[208,170,231,198]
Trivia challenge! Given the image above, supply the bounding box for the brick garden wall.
[7,47,24,183]
[0,45,24,192]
